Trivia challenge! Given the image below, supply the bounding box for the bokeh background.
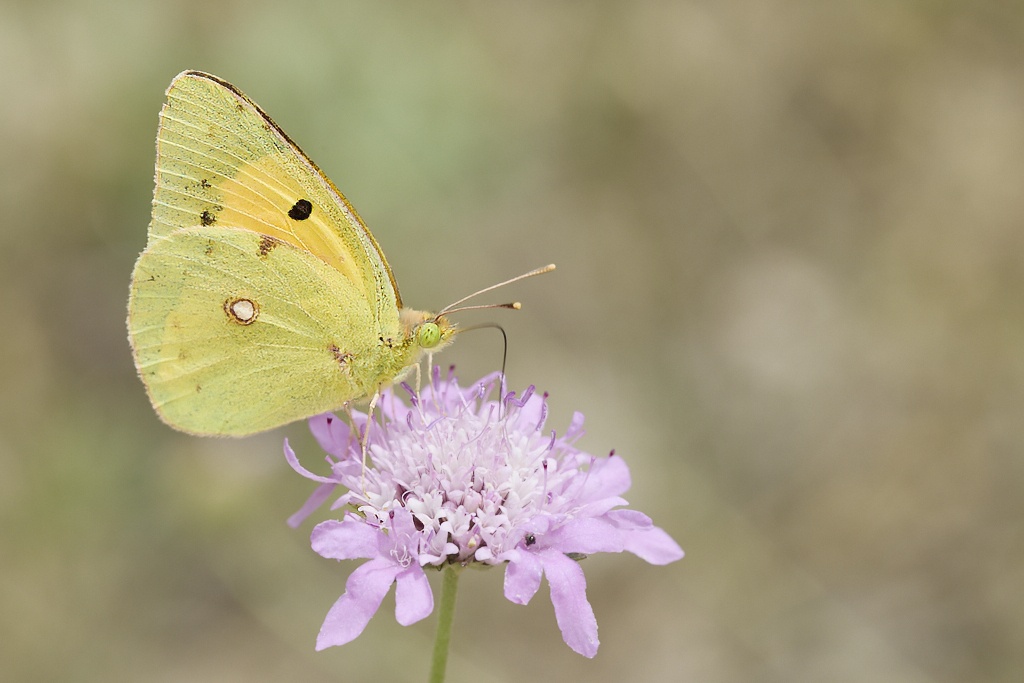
[2,2,1022,681]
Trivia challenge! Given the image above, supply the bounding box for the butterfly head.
[401,309,456,353]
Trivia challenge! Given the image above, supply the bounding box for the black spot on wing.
[200,210,216,226]
[288,199,313,221]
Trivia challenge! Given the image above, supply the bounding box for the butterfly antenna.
[440,301,521,317]
[436,264,555,317]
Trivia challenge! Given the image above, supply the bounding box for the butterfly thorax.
[353,309,454,393]
[323,309,451,405]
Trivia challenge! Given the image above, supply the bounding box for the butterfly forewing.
[150,71,401,319]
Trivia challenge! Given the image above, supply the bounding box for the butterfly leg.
[358,390,381,496]
[413,361,423,392]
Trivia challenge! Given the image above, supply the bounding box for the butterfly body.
[128,71,453,436]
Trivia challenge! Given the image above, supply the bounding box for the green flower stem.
[428,566,460,683]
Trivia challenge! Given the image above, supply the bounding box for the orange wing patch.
[215,153,367,292]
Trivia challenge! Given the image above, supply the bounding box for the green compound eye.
[417,322,442,348]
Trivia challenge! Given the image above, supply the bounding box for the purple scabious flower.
[285,368,683,657]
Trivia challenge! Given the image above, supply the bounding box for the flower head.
[286,368,683,657]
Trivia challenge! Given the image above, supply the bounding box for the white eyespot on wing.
[224,297,259,325]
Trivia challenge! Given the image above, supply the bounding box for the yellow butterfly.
[128,70,552,436]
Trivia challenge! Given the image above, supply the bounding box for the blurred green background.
[2,1,1022,681]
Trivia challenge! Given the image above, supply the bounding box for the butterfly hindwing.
[128,226,394,436]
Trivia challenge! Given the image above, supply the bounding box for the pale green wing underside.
[129,226,390,436]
